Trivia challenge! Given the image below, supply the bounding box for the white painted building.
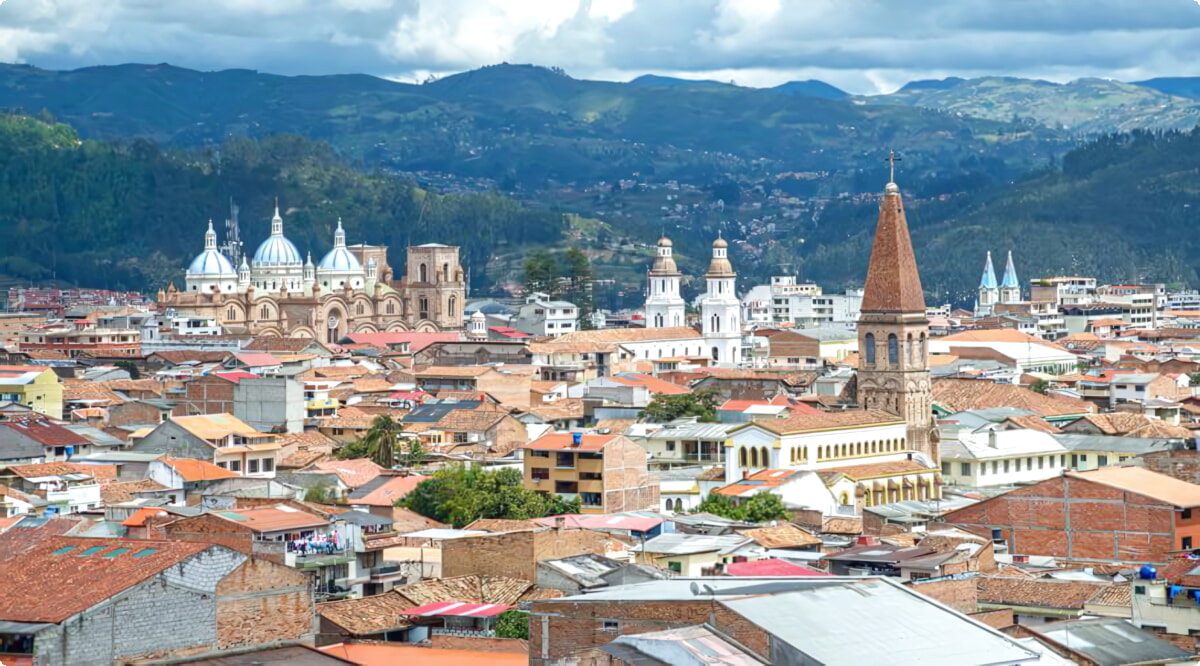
[938,428,1068,487]
[699,238,742,366]
[515,292,578,337]
[644,237,687,329]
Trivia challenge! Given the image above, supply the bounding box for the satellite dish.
[690,582,701,596]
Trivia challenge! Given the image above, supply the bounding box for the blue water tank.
[572,432,582,446]
[1140,565,1158,580]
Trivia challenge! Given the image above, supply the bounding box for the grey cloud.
[1,0,1200,93]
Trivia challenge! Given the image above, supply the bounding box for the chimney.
[988,429,998,448]
[742,470,750,480]
[856,535,878,547]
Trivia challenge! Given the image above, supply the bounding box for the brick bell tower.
[856,169,935,462]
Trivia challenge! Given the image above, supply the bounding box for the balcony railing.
[432,628,495,638]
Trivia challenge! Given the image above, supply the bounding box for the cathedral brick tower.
[856,179,935,462]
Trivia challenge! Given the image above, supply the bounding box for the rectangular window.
[248,459,260,474]
[1071,454,1079,468]
[216,461,228,469]
[941,463,951,476]
[961,463,972,476]
[667,562,682,573]
[602,620,620,633]
[556,452,575,468]
[531,468,550,481]
[1003,460,1010,473]
[1185,509,1193,520]
[1185,537,1194,550]
[1098,455,1108,467]
[991,461,998,475]
[1038,456,1045,469]
[1060,455,1067,467]
[1135,585,1146,595]
[228,460,241,472]
[666,441,677,452]
[262,458,274,473]
[531,450,550,458]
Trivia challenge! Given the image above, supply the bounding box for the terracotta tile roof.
[817,459,933,481]
[528,341,620,354]
[1,419,91,447]
[319,406,381,429]
[148,350,229,365]
[1067,413,1192,439]
[933,378,1096,417]
[303,458,387,489]
[748,409,903,436]
[1067,467,1200,508]
[303,365,374,380]
[160,457,241,482]
[345,332,460,352]
[552,327,701,344]
[211,506,330,533]
[1004,415,1060,433]
[5,461,112,480]
[276,431,337,469]
[976,576,1109,610]
[860,184,925,313]
[739,523,821,549]
[0,537,213,623]
[98,379,164,396]
[99,479,167,504]
[318,589,421,635]
[352,377,396,393]
[463,519,542,533]
[594,418,637,434]
[1086,583,1132,607]
[350,474,430,507]
[435,408,507,432]
[121,507,170,527]
[821,517,864,535]
[607,373,690,395]
[401,575,535,607]
[521,432,622,452]
[415,366,495,378]
[714,468,808,496]
[525,399,585,422]
[169,413,271,441]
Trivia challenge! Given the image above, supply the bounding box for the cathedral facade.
[643,235,744,366]
[160,204,465,342]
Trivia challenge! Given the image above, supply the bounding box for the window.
[386,301,396,315]
[419,264,428,282]
[248,459,260,474]
[555,452,575,468]
[531,450,550,458]
[961,462,972,476]
[991,461,998,475]
[1071,454,1079,468]
[667,562,682,573]
[602,620,620,632]
[1186,509,1194,520]
[1135,585,1146,595]
[228,460,241,472]
[1185,537,1194,550]
[531,468,550,481]
[216,461,228,469]
[1003,460,1010,473]
[356,303,364,315]
[1038,456,1045,469]
[666,441,677,452]
[102,548,131,558]
[887,334,899,365]
[864,333,876,364]
[941,462,951,475]
[1098,455,1108,467]
[908,572,932,581]
[262,459,274,473]
[1060,455,1067,467]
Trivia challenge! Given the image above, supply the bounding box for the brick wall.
[943,474,1179,564]
[528,598,770,665]
[215,558,315,650]
[441,528,611,581]
[184,375,236,415]
[905,577,977,614]
[601,435,659,513]
[163,513,256,556]
[1143,450,1200,485]
[109,400,165,427]
[429,635,527,652]
[969,608,1014,629]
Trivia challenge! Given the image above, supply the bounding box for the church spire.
[204,220,217,251]
[860,180,925,313]
[980,251,998,290]
[334,217,346,248]
[1000,250,1019,289]
[271,198,284,236]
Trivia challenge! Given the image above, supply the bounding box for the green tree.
[115,360,141,380]
[1189,373,1200,387]
[740,492,789,523]
[334,438,372,460]
[358,415,402,468]
[494,610,530,639]
[402,464,581,527]
[561,246,595,328]
[1030,379,1049,394]
[304,480,334,503]
[399,437,426,468]
[696,492,741,518]
[640,388,721,423]
[523,249,558,295]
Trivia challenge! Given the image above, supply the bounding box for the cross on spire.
[886,150,901,183]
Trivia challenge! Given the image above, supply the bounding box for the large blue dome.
[187,250,237,276]
[252,234,303,266]
[317,246,362,272]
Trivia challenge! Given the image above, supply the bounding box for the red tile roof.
[0,537,213,623]
[213,371,259,384]
[1,419,90,447]
[714,469,808,496]
[211,506,330,533]
[724,558,830,576]
[351,475,430,507]
[121,507,169,527]
[232,352,282,368]
[607,373,690,395]
[346,332,461,352]
[303,458,386,489]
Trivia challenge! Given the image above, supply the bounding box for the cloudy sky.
[2,0,1200,94]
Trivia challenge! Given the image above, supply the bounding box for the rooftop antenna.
[886,150,902,183]
[221,198,243,266]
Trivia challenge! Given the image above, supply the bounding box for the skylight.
[132,548,157,558]
[51,546,76,555]
[77,546,106,556]
[103,547,131,558]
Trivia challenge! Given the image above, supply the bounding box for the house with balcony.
[514,293,578,338]
[634,418,736,468]
[16,321,141,358]
[0,462,101,514]
[938,427,1069,488]
[528,341,628,382]
[519,432,659,514]
[129,413,281,478]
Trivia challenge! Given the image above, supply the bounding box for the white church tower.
[644,236,686,328]
[700,237,741,366]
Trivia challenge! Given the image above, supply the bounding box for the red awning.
[401,601,514,618]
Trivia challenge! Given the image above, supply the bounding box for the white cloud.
[1,0,1200,93]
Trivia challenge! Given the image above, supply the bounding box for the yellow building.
[0,365,63,419]
[520,432,659,515]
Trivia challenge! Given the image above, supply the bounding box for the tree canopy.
[640,387,721,423]
[401,465,580,527]
[696,491,789,523]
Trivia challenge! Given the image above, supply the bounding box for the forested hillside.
[0,115,564,291]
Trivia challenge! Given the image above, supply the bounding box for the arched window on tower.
[739,447,747,468]
[226,307,235,321]
[443,263,450,282]
[448,296,457,319]
[711,346,720,361]
[919,333,927,364]
[750,448,758,468]
[259,305,269,321]
[356,303,364,316]
[711,315,720,333]
[865,333,876,364]
[888,334,899,366]
[419,298,429,320]
[907,333,914,365]
[386,301,395,315]
[419,264,428,283]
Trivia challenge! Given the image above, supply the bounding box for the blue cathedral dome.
[188,250,237,276]
[316,218,362,273]
[252,204,304,266]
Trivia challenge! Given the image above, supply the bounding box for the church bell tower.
[856,165,935,462]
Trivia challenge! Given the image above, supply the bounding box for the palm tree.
[361,415,402,468]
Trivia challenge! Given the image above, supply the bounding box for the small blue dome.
[188,250,237,276]
[317,246,363,272]
[253,235,303,266]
